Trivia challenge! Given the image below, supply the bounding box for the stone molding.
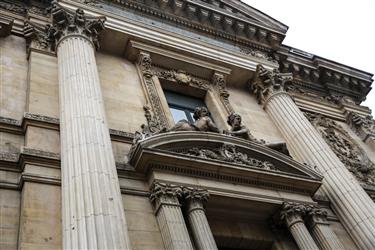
[0,113,134,142]
[83,0,285,52]
[276,47,373,104]
[249,64,293,105]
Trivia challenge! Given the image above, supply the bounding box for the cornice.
[276,46,373,104]
[95,0,284,51]
[0,113,134,143]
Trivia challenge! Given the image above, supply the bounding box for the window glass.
[164,90,206,124]
[170,108,188,123]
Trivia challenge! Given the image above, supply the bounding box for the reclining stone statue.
[224,113,265,144]
[170,106,220,133]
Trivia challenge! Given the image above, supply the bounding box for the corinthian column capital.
[150,182,183,212]
[51,3,106,49]
[306,206,329,228]
[279,202,309,228]
[23,2,106,52]
[249,64,293,105]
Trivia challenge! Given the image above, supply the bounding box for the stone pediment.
[129,131,322,195]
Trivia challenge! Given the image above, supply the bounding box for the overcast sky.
[245,0,375,113]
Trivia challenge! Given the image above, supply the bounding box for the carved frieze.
[182,143,277,171]
[249,64,293,105]
[305,113,375,186]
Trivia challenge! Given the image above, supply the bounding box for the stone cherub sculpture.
[224,113,265,144]
[170,106,220,133]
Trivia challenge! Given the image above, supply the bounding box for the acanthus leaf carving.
[24,2,106,52]
[249,64,293,105]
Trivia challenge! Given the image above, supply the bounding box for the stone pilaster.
[250,64,375,249]
[150,182,194,250]
[24,3,132,249]
[183,187,218,250]
[279,202,319,250]
[306,207,344,250]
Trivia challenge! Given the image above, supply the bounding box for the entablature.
[276,45,373,104]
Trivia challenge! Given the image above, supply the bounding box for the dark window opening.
[164,90,207,124]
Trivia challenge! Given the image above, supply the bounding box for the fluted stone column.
[37,4,132,249]
[307,207,345,250]
[280,202,319,250]
[150,182,194,250]
[183,187,218,250]
[250,64,375,249]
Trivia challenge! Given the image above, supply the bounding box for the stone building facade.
[1,0,375,249]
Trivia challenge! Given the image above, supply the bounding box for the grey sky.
[245,0,375,113]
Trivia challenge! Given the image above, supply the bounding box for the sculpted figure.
[193,107,220,133]
[224,113,265,144]
[170,106,220,133]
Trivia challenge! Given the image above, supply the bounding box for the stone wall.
[0,35,28,120]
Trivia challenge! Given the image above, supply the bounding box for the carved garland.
[305,112,375,186]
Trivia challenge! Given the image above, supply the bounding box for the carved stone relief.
[212,72,235,114]
[181,143,278,171]
[305,113,375,186]
[347,112,375,142]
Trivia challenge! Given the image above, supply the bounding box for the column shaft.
[186,199,218,250]
[265,92,375,248]
[311,223,344,250]
[58,36,131,249]
[288,221,319,250]
[154,198,194,250]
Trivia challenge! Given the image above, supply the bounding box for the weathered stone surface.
[0,189,20,250]
[0,35,28,120]
[18,183,61,250]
